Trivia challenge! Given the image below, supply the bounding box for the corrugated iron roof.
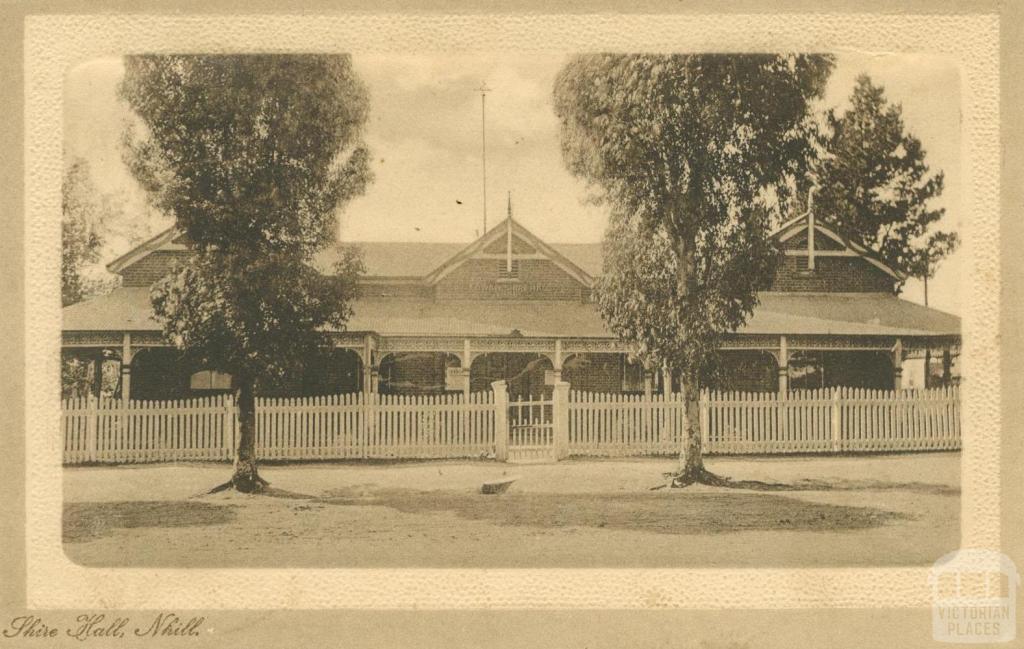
[63,288,960,339]
[745,293,960,337]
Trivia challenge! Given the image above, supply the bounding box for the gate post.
[491,380,509,461]
[830,387,842,452]
[552,381,571,460]
[223,393,236,461]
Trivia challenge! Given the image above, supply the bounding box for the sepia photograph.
[58,50,965,570]
[7,7,1017,647]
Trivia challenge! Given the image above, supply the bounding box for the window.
[496,259,520,280]
[190,370,232,391]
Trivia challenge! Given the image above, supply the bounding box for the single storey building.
[62,208,961,401]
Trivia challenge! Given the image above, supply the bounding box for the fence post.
[491,380,508,461]
[830,387,842,452]
[86,395,98,462]
[222,394,235,461]
[119,395,129,462]
[552,381,570,460]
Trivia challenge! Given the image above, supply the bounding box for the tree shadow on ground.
[198,485,318,500]
[667,475,959,496]
[320,489,910,535]
[63,501,238,544]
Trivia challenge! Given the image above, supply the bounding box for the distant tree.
[121,54,371,492]
[814,75,957,284]
[554,54,833,486]
[912,231,960,306]
[62,158,105,307]
[62,158,124,400]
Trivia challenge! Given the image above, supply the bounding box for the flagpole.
[476,82,491,235]
[506,191,513,272]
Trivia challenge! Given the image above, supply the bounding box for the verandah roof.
[63,287,961,340]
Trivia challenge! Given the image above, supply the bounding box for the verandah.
[62,384,961,464]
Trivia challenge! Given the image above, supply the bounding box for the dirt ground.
[63,453,960,568]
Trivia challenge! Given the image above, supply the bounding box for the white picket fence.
[257,392,495,460]
[567,391,684,456]
[62,392,495,464]
[701,386,961,454]
[62,386,960,464]
[62,395,233,464]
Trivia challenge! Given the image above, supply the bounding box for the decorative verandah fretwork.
[62,328,961,401]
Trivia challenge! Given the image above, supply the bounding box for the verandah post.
[119,333,134,461]
[491,380,509,461]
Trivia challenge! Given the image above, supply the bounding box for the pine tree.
[814,75,957,284]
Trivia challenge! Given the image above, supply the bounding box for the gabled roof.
[313,242,465,278]
[112,225,605,280]
[106,228,188,273]
[421,216,595,287]
[771,211,906,281]
[313,241,603,278]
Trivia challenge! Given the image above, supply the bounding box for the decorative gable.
[482,235,536,255]
[105,227,191,287]
[770,212,904,294]
[426,217,594,302]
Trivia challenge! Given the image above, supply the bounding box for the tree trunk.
[671,238,709,485]
[667,232,730,488]
[211,378,268,493]
[676,366,704,480]
[924,349,932,389]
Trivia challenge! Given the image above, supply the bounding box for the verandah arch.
[378,351,461,395]
[60,347,122,399]
[787,350,894,391]
[561,352,645,394]
[469,352,552,399]
[130,346,363,400]
[707,350,780,393]
[130,347,193,401]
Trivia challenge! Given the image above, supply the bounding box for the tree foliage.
[813,75,956,282]
[554,54,833,484]
[555,54,832,376]
[595,209,778,384]
[120,54,372,491]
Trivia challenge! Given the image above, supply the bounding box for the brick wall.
[435,258,587,301]
[121,251,190,287]
[770,255,894,293]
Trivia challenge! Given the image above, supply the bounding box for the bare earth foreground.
[64,453,960,568]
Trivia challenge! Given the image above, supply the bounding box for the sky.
[64,52,963,314]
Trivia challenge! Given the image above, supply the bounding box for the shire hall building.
[61,209,961,402]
